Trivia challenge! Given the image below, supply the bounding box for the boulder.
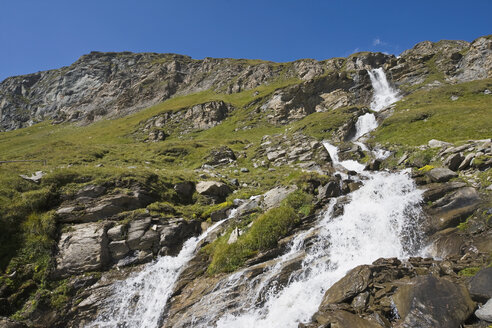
[107,224,125,241]
[205,146,236,166]
[196,181,232,199]
[428,139,452,148]
[475,298,492,322]
[364,159,381,171]
[321,265,372,305]
[459,153,475,170]
[126,218,151,250]
[108,240,130,260]
[392,275,475,328]
[444,153,464,171]
[468,267,492,302]
[19,171,44,183]
[174,182,195,200]
[55,222,110,277]
[425,167,458,183]
[312,309,383,328]
[261,185,298,210]
[317,181,341,201]
[427,187,481,230]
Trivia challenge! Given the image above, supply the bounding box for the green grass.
[205,205,299,274]
[373,79,492,146]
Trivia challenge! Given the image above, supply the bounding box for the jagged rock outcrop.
[140,101,235,140]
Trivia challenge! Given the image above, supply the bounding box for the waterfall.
[367,67,401,112]
[212,158,423,328]
[194,68,422,328]
[352,68,400,142]
[87,210,237,328]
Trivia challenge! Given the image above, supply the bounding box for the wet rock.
[364,159,381,171]
[425,167,458,183]
[261,185,298,210]
[317,181,341,201]
[421,181,467,203]
[392,275,475,328]
[55,222,110,277]
[475,299,492,322]
[159,219,201,255]
[468,267,492,302]
[196,181,232,200]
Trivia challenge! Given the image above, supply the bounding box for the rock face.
[468,267,492,302]
[307,256,487,328]
[140,101,235,139]
[55,222,110,278]
[392,275,475,328]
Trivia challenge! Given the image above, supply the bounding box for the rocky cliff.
[1,36,490,131]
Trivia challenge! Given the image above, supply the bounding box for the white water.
[367,67,401,112]
[353,113,378,140]
[204,68,422,328]
[87,211,236,328]
[214,151,423,328]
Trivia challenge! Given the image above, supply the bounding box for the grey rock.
[108,240,129,260]
[476,298,492,322]
[126,218,151,250]
[55,222,110,277]
[428,139,452,148]
[468,267,492,302]
[0,317,27,328]
[321,265,372,305]
[205,146,236,166]
[196,181,231,199]
[427,187,481,231]
[317,181,341,201]
[392,275,475,328]
[138,229,159,252]
[262,185,298,210]
[240,167,249,173]
[107,224,126,241]
[425,167,458,182]
[227,227,241,244]
[444,153,464,171]
[459,153,476,170]
[19,171,44,183]
[174,182,195,200]
[76,184,106,198]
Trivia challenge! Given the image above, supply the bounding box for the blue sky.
[0,0,491,81]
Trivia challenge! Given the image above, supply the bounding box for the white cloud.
[373,38,387,46]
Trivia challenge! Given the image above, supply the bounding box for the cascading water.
[352,68,401,142]
[87,210,237,328]
[367,67,401,112]
[191,67,423,327]
[210,150,423,328]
